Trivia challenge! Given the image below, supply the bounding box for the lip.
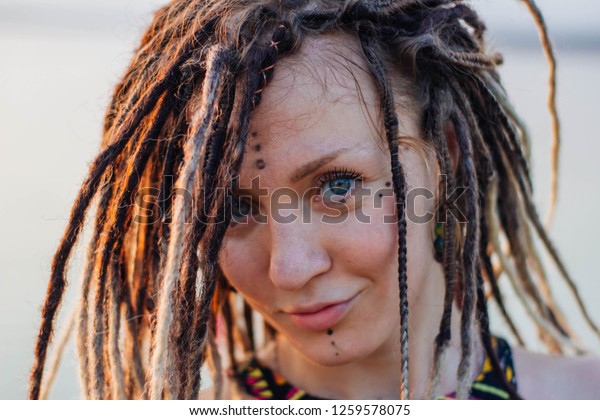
[286,294,359,332]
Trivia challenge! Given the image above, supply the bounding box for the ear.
[444,121,460,174]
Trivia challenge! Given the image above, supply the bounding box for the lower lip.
[288,296,357,332]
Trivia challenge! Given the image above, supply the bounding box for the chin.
[297,348,360,367]
[289,334,381,368]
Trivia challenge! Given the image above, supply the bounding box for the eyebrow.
[289,147,350,183]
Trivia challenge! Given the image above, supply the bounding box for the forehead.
[237,33,418,189]
[252,34,380,130]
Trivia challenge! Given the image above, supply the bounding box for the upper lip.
[285,296,355,315]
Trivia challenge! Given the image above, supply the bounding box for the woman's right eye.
[230,197,253,225]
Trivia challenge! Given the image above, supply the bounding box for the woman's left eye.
[317,168,362,203]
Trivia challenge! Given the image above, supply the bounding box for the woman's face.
[218,36,443,367]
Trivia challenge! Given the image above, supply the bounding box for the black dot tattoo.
[378,193,383,198]
[256,159,266,169]
[385,181,391,187]
[329,337,340,356]
[327,328,333,335]
[251,131,258,137]
[253,143,261,152]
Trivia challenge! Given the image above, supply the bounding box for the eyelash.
[315,166,363,201]
[228,167,363,227]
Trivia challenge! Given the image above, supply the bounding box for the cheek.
[218,236,271,310]
[326,197,399,286]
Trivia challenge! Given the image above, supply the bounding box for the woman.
[29,0,600,400]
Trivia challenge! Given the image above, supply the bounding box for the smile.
[286,294,359,332]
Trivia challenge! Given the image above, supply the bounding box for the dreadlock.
[30,0,598,400]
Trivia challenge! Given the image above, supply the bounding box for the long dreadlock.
[30,0,598,400]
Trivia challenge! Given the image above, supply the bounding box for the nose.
[267,215,332,291]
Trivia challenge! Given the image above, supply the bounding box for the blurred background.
[1,0,599,399]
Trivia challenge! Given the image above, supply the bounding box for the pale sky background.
[1,0,599,399]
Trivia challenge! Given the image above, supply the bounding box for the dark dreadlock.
[30,0,598,400]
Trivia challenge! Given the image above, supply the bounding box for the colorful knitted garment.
[232,336,517,400]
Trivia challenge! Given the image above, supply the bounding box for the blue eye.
[318,168,362,203]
